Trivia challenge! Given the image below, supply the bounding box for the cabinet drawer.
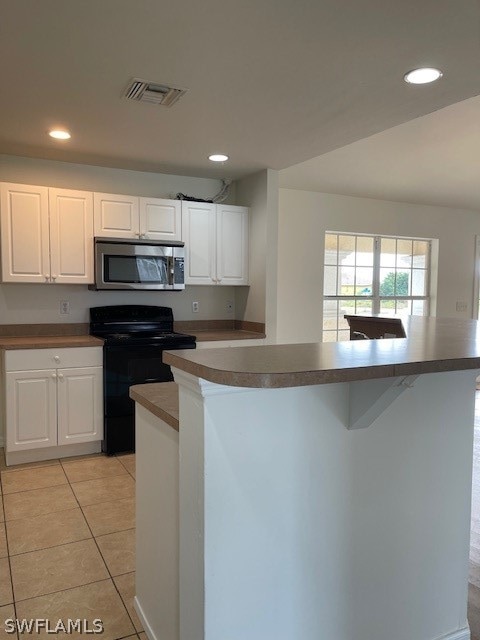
[5,347,103,372]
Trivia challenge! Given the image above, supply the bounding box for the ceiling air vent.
[124,78,187,107]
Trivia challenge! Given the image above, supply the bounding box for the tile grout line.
[66,461,140,635]
[0,448,139,638]
[0,463,19,639]
[13,577,113,605]
[6,526,94,559]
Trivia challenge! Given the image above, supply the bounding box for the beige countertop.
[163,316,480,389]
[0,335,104,349]
[130,382,179,430]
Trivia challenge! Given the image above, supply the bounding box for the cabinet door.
[94,192,139,238]
[216,205,249,285]
[49,188,94,284]
[181,201,216,285]
[56,366,103,445]
[6,370,57,452]
[139,198,181,241]
[0,183,50,283]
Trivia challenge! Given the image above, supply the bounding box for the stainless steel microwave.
[90,237,185,291]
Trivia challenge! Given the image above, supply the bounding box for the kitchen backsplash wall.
[0,283,236,324]
[0,154,239,324]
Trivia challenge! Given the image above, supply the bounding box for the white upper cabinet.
[49,188,94,284]
[1,183,50,283]
[182,201,216,284]
[94,192,139,238]
[216,205,249,286]
[0,183,93,284]
[182,201,249,286]
[94,193,181,241]
[139,197,182,241]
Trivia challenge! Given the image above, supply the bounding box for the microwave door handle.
[168,256,175,287]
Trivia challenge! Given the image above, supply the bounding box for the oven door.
[103,342,194,454]
[94,241,178,290]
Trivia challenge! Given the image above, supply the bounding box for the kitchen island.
[132,316,480,640]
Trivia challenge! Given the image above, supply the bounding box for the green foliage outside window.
[379,272,409,297]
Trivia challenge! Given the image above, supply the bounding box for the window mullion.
[372,236,381,314]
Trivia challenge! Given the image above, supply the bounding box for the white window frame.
[474,235,480,320]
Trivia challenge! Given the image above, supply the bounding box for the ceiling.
[280,95,480,211]
[0,0,479,180]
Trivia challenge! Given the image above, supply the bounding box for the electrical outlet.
[60,300,70,315]
[456,301,468,313]
[226,300,233,313]
[192,301,199,313]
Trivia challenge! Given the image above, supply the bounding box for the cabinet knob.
[54,356,60,363]
[57,373,64,380]
[45,275,50,282]
[51,275,57,281]
[51,373,57,379]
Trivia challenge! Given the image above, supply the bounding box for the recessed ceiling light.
[49,129,71,140]
[404,68,443,85]
[208,154,229,162]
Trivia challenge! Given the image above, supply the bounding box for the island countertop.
[163,316,480,388]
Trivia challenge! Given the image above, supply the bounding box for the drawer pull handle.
[54,356,60,362]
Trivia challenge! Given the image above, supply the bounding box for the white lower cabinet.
[56,367,103,446]
[6,370,57,451]
[4,347,103,455]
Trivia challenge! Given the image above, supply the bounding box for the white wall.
[0,154,238,323]
[0,283,235,324]
[277,189,480,343]
[0,154,235,202]
[235,169,278,336]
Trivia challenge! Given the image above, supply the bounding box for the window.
[323,233,431,342]
[475,235,480,320]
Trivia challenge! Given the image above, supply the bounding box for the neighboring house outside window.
[323,232,431,342]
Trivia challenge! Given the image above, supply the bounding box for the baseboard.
[435,626,470,640]
[5,441,101,466]
[133,598,469,640]
[133,596,155,640]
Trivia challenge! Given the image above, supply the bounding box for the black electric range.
[90,305,196,454]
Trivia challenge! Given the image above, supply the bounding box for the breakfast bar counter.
[164,316,480,387]
[133,316,480,640]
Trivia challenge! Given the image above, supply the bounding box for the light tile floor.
[2,400,480,639]
[0,449,142,639]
